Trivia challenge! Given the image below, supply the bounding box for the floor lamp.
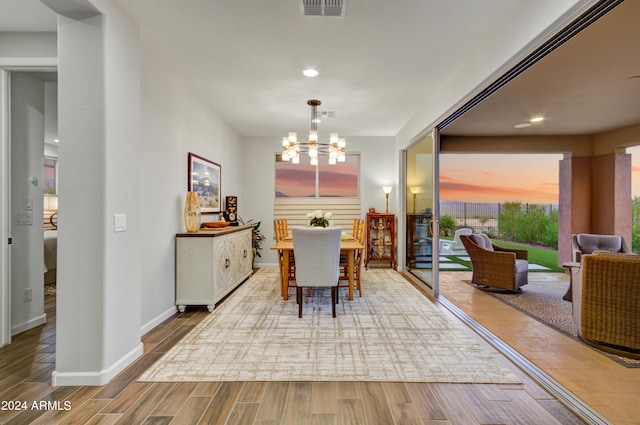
[382,186,392,213]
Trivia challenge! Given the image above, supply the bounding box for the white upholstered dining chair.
[291,226,342,318]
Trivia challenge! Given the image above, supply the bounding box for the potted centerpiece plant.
[307,210,332,228]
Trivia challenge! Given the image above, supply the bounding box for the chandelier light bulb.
[309,145,318,158]
[309,130,318,143]
[310,157,318,166]
[292,156,300,164]
[288,132,297,143]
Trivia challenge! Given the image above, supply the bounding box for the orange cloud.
[440,181,558,204]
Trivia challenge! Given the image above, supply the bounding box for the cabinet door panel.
[214,238,229,295]
[176,238,214,301]
[239,230,252,276]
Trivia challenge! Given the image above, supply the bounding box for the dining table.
[270,235,364,301]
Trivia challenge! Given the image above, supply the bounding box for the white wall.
[53,0,145,385]
[0,32,57,58]
[138,48,245,332]
[10,72,46,335]
[242,136,395,266]
[44,82,57,145]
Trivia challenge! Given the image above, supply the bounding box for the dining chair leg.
[331,287,337,318]
[297,287,303,318]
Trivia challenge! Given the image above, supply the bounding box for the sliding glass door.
[405,130,439,296]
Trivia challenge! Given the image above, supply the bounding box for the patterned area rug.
[486,277,640,368]
[139,268,521,383]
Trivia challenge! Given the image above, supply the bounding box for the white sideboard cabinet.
[175,225,253,312]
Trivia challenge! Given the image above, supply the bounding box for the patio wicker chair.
[459,234,528,292]
[570,251,640,359]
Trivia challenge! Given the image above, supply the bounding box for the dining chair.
[274,219,295,293]
[292,227,342,318]
[351,218,359,237]
[339,219,366,297]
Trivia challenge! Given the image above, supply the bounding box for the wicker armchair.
[459,234,529,292]
[570,251,640,359]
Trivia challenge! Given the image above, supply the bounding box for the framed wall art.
[188,152,221,214]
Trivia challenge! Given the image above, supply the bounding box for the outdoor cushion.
[470,233,493,251]
[515,259,528,274]
[576,234,622,254]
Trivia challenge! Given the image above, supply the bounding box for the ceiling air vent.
[319,111,335,119]
[301,0,346,17]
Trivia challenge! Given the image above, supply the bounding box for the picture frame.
[188,152,221,214]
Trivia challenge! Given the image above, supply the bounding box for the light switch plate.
[16,211,33,225]
[114,214,127,232]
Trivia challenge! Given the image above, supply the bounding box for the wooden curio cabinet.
[365,213,396,269]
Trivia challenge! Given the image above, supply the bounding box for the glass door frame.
[402,128,440,298]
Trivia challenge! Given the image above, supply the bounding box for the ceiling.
[441,0,640,137]
[1,0,638,140]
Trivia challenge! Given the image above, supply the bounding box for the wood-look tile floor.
[0,276,592,425]
[440,271,640,425]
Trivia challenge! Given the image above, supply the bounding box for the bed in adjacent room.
[44,210,57,285]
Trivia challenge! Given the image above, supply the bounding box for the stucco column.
[558,155,591,265]
[558,153,632,265]
[591,153,631,239]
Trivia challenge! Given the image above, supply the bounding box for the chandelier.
[281,99,346,165]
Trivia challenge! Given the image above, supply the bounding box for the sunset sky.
[441,148,640,204]
[276,154,359,197]
[277,148,640,203]
[440,154,561,204]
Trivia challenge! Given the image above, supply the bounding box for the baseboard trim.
[141,305,178,336]
[438,296,613,425]
[51,342,144,387]
[11,313,47,336]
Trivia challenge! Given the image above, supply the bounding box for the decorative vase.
[184,191,201,232]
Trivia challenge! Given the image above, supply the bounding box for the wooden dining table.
[270,237,364,301]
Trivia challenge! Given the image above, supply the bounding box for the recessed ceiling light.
[302,68,319,77]
[530,116,544,123]
[514,123,531,129]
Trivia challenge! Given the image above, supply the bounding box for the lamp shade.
[382,186,393,194]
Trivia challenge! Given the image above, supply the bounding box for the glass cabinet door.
[365,213,396,269]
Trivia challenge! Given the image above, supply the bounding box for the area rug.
[139,268,521,383]
[486,277,640,368]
